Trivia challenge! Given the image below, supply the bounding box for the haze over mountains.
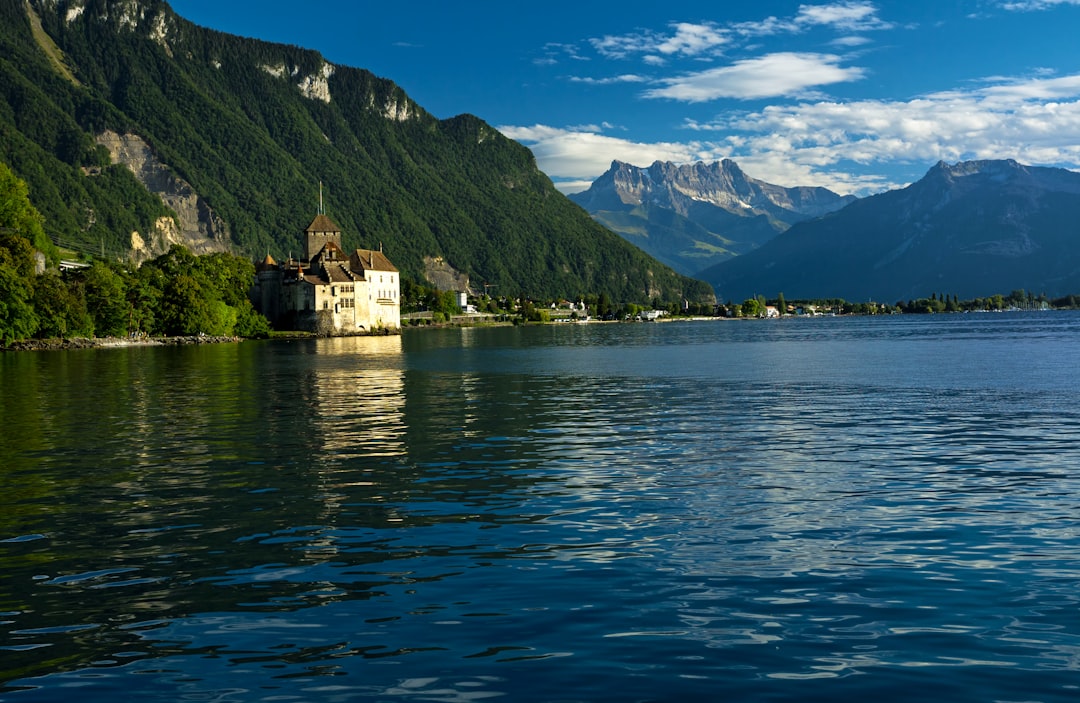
[0,0,712,304]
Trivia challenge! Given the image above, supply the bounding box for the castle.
[252,213,400,334]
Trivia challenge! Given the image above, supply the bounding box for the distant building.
[252,213,400,334]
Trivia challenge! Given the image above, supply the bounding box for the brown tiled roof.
[311,241,346,262]
[351,248,398,273]
[326,264,354,283]
[305,213,341,233]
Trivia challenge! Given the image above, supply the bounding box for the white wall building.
[253,213,400,333]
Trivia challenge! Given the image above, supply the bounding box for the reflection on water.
[3,316,1080,702]
[310,335,406,459]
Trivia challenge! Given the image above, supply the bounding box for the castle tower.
[254,253,283,322]
[303,213,343,262]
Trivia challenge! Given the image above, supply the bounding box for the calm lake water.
[3,313,1080,702]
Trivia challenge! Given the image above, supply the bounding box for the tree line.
[722,290,1072,318]
[0,162,269,344]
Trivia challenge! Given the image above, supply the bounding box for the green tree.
[160,274,212,335]
[0,258,36,344]
[0,161,53,260]
[81,261,129,336]
[127,265,165,335]
[234,302,271,338]
[0,163,44,343]
[741,297,764,318]
[32,271,93,338]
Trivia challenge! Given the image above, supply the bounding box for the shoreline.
[3,335,242,352]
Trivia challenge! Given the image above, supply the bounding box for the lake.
[3,313,1080,702]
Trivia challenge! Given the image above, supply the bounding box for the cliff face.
[95,130,229,261]
[570,160,856,277]
[589,160,853,220]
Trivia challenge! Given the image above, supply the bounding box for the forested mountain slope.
[0,0,712,303]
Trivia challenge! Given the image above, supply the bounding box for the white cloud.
[830,35,874,47]
[496,124,704,182]
[999,0,1080,9]
[731,1,892,37]
[794,1,894,31]
[691,73,1080,190]
[655,22,730,56]
[590,22,728,60]
[500,72,1080,197]
[644,52,866,102]
[588,4,891,62]
[569,74,649,85]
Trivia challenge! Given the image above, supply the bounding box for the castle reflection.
[308,335,406,460]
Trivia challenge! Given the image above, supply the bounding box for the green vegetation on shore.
[5,160,1079,349]
[0,160,269,344]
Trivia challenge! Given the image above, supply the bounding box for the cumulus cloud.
[586,4,891,62]
[688,74,1080,190]
[590,21,728,60]
[794,1,894,31]
[500,72,1080,196]
[496,124,704,187]
[655,22,730,56]
[644,52,866,102]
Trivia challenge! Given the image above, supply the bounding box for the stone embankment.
[3,336,241,351]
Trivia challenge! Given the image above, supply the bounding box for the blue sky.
[169,0,1080,196]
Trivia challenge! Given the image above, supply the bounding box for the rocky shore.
[3,335,241,351]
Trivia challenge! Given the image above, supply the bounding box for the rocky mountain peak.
[569,159,857,277]
[574,159,854,220]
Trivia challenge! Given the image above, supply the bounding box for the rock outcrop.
[570,159,856,277]
[95,130,230,262]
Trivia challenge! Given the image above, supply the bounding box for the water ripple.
[3,318,1080,701]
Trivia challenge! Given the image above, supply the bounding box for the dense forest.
[0,161,268,344]
[0,0,713,305]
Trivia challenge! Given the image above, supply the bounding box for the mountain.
[0,0,713,304]
[569,159,856,277]
[702,159,1080,303]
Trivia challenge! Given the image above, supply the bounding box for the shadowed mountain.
[702,159,1080,302]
